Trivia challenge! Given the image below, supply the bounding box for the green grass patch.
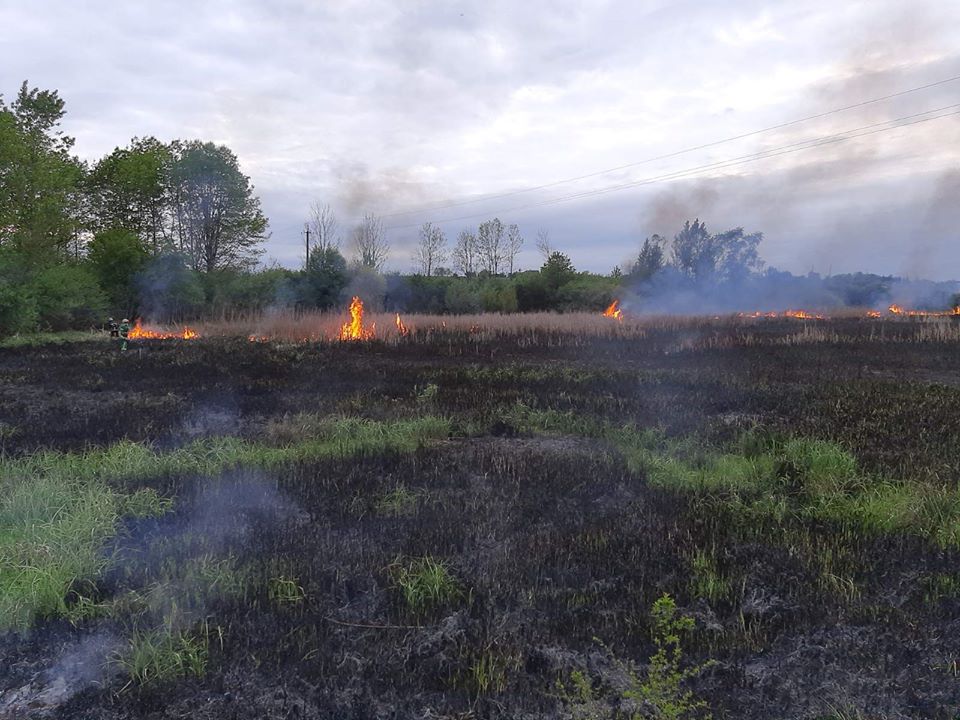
[118,623,212,686]
[0,416,451,631]
[390,556,464,618]
[507,401,960,548]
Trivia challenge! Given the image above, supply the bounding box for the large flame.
[339,296,375,340]
[395,313,409,337]
[128,319,199,340]
[602,300,623,321]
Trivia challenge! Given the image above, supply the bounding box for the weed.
[456,643,521,698]
[268,575,306,605]
[415,382,440,404]
[922,573,960,604]
[688,548,733,604]
[375,484,421,516]
[558,594,714,719]
[390,556,464,618]
[118,626,209,686]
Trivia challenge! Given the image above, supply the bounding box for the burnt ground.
[2,319,960,719]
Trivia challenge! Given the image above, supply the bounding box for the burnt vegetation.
[2,317,960,719]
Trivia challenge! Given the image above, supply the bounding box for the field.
[1,314,960,719]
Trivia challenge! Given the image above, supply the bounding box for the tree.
[86,229,148,314]
[351,213,389,271]
[671,219,715,281]
[169,140,268,273]
[0,82,84,257]
[32,264,106,330]
[505,223,523,274]
[631,234,665,282]
[671,219,763,283]
[477,218,505,274]
[87,137,172,253]
[413,222,447,276]
[308,201,340,254]
[535,228,553,262]
[540,251,576,293]
[300,247,348,309]
[713,227,763,283]
[452,229,477,276]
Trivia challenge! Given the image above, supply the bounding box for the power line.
[380,73,960,219]
[383,103,960,230]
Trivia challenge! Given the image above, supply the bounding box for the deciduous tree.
[351,213,389,271]
[452,229,477,276]
[169,140,268,273]
[477,218,504,274]
[413,222,447,276]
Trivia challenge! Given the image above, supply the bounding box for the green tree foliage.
[480,277,518,312]
[32,264,106,330]
[86,229,148,314]
[631,234,666,282]
[444,280,483,313]
[671,219,762,283]
[299,247,348,309]
[0,82,84,257]
[514,270,550,311]
[0,247,38,334]
[540,252,577,294]
[202,267,294,316]
[87,137,171,252]
[169,141,268,273]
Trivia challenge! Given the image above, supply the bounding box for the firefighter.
[107,317,119,338]
[119,318,131,351]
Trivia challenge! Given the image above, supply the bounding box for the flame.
[602,300,623,321]
[888,304,960,317]
[395,313,409,336]
[338,296,375,341]
[128,318,200,340]
[784,309,825,320]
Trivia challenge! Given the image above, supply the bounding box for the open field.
[1,315,960,719]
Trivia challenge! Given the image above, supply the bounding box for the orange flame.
[338,296,375,340]
[888,304,960,317]
[395,313,409,336]
[128,319,200,340]
[602,300,623,321]
[784,309,825,320]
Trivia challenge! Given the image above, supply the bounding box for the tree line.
[2,81,956,336]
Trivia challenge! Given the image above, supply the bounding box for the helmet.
[122,318,129,323]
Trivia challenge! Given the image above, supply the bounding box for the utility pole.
[304,223,311,269]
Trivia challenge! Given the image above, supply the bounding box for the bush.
[33,263,107,330]
[445,280,482,314]
[86,228,147,315]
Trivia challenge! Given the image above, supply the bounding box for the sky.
[2,0,959,280]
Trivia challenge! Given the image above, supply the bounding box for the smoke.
[624,2,960,282]
[134,253,202,322]
[332,160,435,218]
[0,631,123,718]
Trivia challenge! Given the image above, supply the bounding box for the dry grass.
[185,308,960,347]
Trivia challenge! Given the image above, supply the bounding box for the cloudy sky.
[3,0,959,279]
